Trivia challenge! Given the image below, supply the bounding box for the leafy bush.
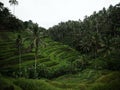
[105,50,120,70]
[73,55,88,70]
[91,58,108,70]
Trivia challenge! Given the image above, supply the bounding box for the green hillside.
[0,32,80,78]
[0,32,120,90]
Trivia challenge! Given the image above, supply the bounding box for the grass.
[0,77,22,90]
[42,60,59,67]
[0,53,44,64]
[96,72,120,83]
[88,71,120,90]
[47,80,88,90]
[88,80,120,90]
[1,70,120,90]
[11,58,51,68]
[48,50,63,60]
[54,69,100,83]
[0,48,16,53]
[0,76,61,90]
[14,78,61,90]
[0,52,15,60]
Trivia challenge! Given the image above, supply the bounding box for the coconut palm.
[25,23,46,78]
[9,0,18,14]
[0,2,4,11]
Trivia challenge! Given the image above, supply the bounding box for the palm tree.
[33,25,47,78]
[9,0,18,14]
[25,23,46,78]
[100,36,113,57]
[16,35,22,77]
[33,25,40,78]
[0,2,4,11]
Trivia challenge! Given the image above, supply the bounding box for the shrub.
[73,55,88,70]
[91,58,108,70]
[105,50,120,70]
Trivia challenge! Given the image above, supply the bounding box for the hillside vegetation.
[0,31,120,90]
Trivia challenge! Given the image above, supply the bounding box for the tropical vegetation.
[0,1,120,90]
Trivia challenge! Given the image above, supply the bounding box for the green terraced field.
[0,32,120,90]
[0,34,81,77]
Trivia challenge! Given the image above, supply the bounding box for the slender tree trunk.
[19,46,21,77]
[13,5,15,14]
[34,47,37,78]
[16,35,22,77]
[34,38,38,78]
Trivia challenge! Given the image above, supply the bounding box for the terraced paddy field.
[1,70,120,90]
[0,32,120,90]
[0,36,80,74]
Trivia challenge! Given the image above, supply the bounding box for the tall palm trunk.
[19,44,22,77]
[34,37,39,78]
[16,35,22,77]
[13,4,15,14]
